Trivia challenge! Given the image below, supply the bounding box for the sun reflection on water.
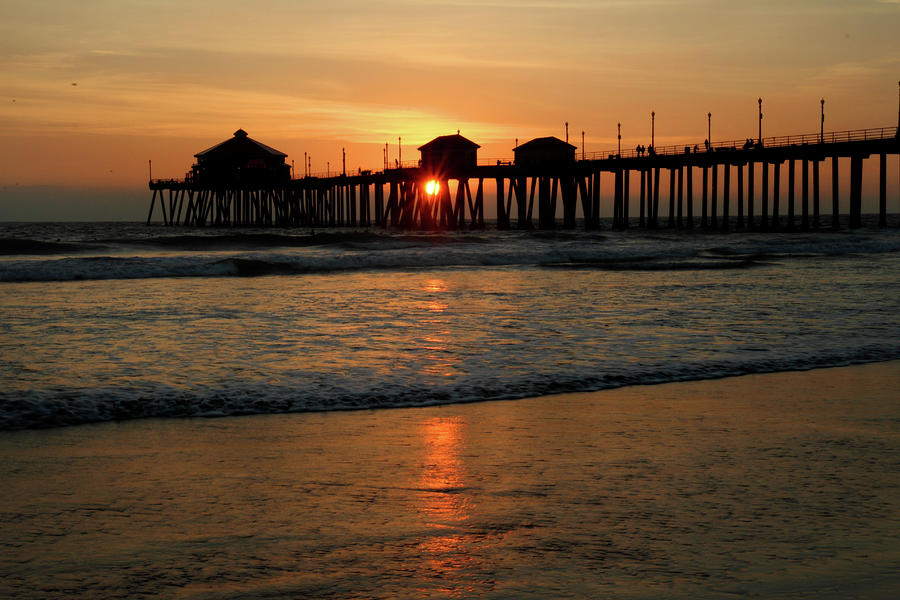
[414,416,478,592]
[417,278,460,377]
[423,279,448,294]
[420,417,469,521]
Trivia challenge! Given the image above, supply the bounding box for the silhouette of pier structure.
[149,126,900,230]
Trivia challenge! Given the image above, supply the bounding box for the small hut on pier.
[418,134,480,178]
[514,136,576,170]
[191,129,290,185]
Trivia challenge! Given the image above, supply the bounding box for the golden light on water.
[415,416,476,589]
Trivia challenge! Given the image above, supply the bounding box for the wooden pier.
[149,126,900,230]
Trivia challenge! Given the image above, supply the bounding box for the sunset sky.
[2,0,898,219]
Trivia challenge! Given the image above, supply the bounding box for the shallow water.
[2,363,899,599]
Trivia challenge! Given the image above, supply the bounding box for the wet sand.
[2,361,899,599]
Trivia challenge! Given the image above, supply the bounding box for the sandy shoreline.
[2,360,900,599]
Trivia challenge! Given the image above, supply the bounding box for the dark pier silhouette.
[149,126,900,231]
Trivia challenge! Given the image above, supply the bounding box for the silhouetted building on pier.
[514,136,576,169]
[191,129,290,185]
[418,134,480,178]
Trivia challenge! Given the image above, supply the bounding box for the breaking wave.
[2,345,897,430]
[2,229,898,282]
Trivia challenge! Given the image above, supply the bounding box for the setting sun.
[425,180,440,196]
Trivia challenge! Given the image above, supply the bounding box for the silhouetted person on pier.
[647,146,655,156]
[704,139,710,151]
[743,139,754,150]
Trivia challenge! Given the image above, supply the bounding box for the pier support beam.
[516,177,528,229]
[496,177,508,229]
[722,163,730,231]
[613,170,622,229]
[668,168,675,228]
[147,189,158,225]
[813,160,820,228]
[802,159,810,230]
[879,153,887,227]
[831,157,840,229]
[747,161,754,229]
[737,163,744,229]
[772,162,781,230]
[701,166,708,228]
[578,176,591,228]
[761,161,769,229]
[562,175,577,229]
[653,168,661,227]
[638,169,647,229]
[686,165,693,229]
[375,183,385,226]
[788,159,796,230]
[850,155,863,229]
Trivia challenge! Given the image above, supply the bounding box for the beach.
[3,360,899,599]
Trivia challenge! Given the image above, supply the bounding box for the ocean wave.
[0,238,102,255]
[105,231,384,249]
[0,250,773,282]
[1,229,898,282]
[2,347,898,431]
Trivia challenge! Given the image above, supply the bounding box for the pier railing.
[393,126,897,170]
[580,125,897,161]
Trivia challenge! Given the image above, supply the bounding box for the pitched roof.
[418,134,481,152]
[194,129,288,159]
[514,136,577,152]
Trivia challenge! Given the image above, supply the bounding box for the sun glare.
[425,180,439,195]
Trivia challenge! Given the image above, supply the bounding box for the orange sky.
[1,0,899,219]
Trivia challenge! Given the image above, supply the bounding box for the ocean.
[3,220,900,599]
[1,220,899,430]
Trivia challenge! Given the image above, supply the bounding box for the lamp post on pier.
[707,112,711,150]
[651,111,655,150]
[617,122,621,157]
[820,99,825,144]
[581,130,585,160]
[565,122,569,144]
[398,137,401,167]
[758,97,763,146]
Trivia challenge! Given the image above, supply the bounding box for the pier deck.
[148,126,900,230]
